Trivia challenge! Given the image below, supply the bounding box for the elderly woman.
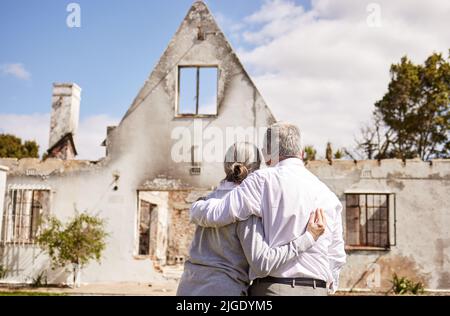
[176,142,323,296]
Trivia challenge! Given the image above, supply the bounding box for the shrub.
[391,273,425,295]
[31,270,48,288]
[37,212,108,288]
[0,265,7,279]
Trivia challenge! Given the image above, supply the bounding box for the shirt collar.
[276,157,305,168]
[217,180,239,191]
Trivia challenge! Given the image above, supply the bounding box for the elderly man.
[190,123,346,296]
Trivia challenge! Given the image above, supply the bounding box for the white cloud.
[214,12,246,44]
[0,113,49,154]
[0,63,31,80]
[0,113,119,160]
[228,0,450,156]
[76,115,119,160]
[243,0,305,45]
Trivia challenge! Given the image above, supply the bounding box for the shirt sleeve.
[328,202,347,293]
[190,172,265,228]
[236,216,316,279]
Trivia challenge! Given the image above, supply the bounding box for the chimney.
[47,83,81,160]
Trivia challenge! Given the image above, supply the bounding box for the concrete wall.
[0,166,7,241]
[307,159,450,290]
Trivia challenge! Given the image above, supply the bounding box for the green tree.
[358,51,450,160]
[303,145,317,162]
[325,142,346,160]
[37,212,108,288]
[0,134,39,159]
[415,53,450,159]
[334,149,344,159]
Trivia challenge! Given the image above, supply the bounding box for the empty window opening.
[178,66,218,116]
[345,193,392,249]
[1,189,50,244]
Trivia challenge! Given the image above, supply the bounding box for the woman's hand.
[307,208,327,241]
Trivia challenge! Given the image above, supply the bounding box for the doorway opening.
[138,200,157,256]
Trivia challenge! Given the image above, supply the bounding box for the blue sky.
[0,0,307,119]
[1,0,448,159]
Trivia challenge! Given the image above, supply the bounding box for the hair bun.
[231,163,248,183]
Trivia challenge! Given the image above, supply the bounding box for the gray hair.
[262,122,303,162]
[224,142,261,184]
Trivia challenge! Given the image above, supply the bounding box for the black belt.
[257,276,327,288]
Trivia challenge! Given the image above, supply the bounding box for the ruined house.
[0,1,449,292]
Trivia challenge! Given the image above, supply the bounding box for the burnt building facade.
[0,1,449,292]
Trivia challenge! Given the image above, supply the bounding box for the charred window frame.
[345,193,396,250]
[1,189,51,245]
[176,66,219,117]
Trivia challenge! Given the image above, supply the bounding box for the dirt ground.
[0,281,178,296]
[1,282,449,296]
[1,265,449,296]
[0,265,183,296]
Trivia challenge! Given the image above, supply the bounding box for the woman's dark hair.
[224,142,261,184]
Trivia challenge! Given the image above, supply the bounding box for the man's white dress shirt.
[190,158,347,292]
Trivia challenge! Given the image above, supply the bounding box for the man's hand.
[307,208,327,241]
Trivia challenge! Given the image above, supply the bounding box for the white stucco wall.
[307,159,450,290]
[0,166,7,236]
